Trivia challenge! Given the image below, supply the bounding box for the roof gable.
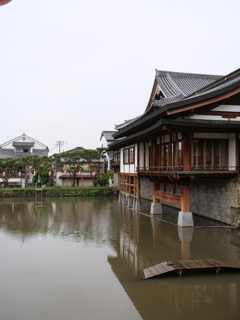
[146,70,222,111]
[0,133,49,150]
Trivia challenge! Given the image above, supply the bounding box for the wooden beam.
[166,87,240,115]
[156,190,181,205]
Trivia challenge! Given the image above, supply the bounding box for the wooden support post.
[182,132,191,171]
[152,177,157,203]
[181,179,190,212]
[152,140,157,169]
[178,178,193,227]
[150,177,162,214]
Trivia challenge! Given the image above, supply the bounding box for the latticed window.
[123,146,135,164]
[113,152,120,162]
[123,149,129,163]
[193,139,228,169]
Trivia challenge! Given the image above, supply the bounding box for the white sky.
[1,0,240,153]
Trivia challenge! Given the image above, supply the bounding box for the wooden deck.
[143,259,240,279]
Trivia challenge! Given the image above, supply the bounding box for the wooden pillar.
[152,139,157,169]
[181,179,190,212]
[182,132,191,171]
[152,177,158,203]
[150,177,162,214]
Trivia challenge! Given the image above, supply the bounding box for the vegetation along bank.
[0,187,118,197]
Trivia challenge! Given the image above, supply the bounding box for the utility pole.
[56,140,64,153]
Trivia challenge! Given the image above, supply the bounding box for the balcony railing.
[137,166,238,174]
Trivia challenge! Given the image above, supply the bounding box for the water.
[0,197,240,320]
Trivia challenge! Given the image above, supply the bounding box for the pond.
[0,197,240,320]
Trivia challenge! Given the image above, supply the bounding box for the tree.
[48,154,63,186]
[60,151,84,187]
[0,157,20,188]
[19,155,38,188]
[80,148,106,187]
[31,156,49,186]
[32,170,49,185]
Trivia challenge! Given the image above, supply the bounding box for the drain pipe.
[105,152,112,186]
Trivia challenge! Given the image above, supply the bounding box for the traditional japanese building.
[109,68,240,226]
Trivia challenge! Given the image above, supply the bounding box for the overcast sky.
[1,0,240,153]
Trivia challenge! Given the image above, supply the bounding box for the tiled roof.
[184,74,240,102]
[115,116,141,130]
[153,70,222,108]
[32,149,48,156]
[0,149,15,159]
[0,149,48,159]
[152,94,185,107]
[156,70,221,97]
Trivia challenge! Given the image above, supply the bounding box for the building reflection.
[108,206,240,320]
[0,197,117,246]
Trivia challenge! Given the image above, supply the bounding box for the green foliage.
[89,189,99,197]
[23,188,32,196]
[60,151,84,187]
[80,148,106,187]
[0,157,21,188]
[235,209,240,215]
[98,170,114,186]
[103,190,111,196]
[19,155,39,188]
[32,171,49,185]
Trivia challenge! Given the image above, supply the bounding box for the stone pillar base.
[134,200,141,211]
[122,195,128,205]
[127,196,134,208]
[178,211,194,227]
[118,193,122,203]
[150,202,162,215]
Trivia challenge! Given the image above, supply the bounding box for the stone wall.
[114,173,119,188]
[229,182,240,208]
[190,178,238,225]
[140,177,153,201]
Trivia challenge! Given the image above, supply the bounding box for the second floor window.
[113,152,120,162]
[193,139,228,169]
[123,146,135,164]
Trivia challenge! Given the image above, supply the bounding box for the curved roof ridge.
[156,69,221,79]
[157,75,177,97]
[166,73,186,96]
[115,115,141,129]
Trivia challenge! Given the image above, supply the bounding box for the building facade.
[109,68,240,227]
[0,133,48,187]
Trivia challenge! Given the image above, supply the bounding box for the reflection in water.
[0,198,240,320]
[0,197,118,246]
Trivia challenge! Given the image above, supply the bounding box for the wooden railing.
[137,166,238,173]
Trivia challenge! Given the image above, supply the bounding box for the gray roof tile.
[0,149,15,159]
[155,70,221,99]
